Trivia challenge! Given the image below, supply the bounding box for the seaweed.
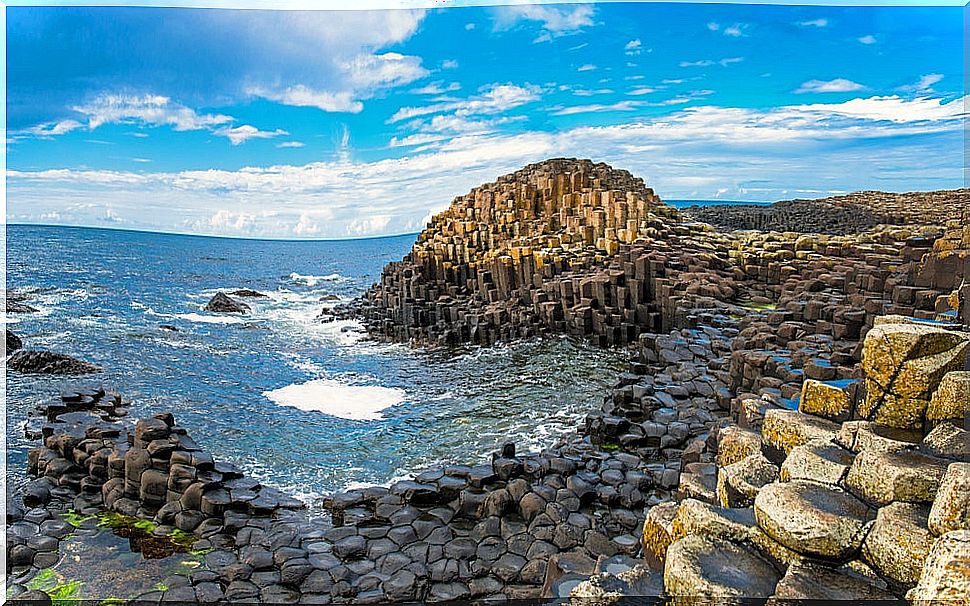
[26,570,83,606]
[62,509,96,528]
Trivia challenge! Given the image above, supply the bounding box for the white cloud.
[858,35,877,45]
[216,125,288,145]
[464,22,475,30]
[628,86,658,96]
[247,52,426,113]
[898,74,944,94]
[680,57,744,68]
[20,120,84,138]
[799,18,829,27]
[389,83,541,123]
[551,101,641,116]
[248,85,363,113]
[723,24,744,37]
[493,4,595,43]
[574,88,614,97]
[74,94,233,131]
[578,64,597,72]
[707,22,720,31]
[441,59,459,70]
[277,141,306,149]
[411,81,462,95]
[342,52,428,89]
[795,78,867,93]
[9,95,964,238]
[624,39,641,56]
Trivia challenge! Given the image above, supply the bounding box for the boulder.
[845,448,949,506]
[907,530,970,606]
[929,463,970,536]
[6,330,23,352]
[798,379,856,422]
[761,409,840,458]
[716,454,779,508]
[7,350,101,374]
[780,439,854,485]
[753,480,872,560]
[204,292,250,313]
[927,371,970,427]
[770,562,898,601]
[862,501,935,586]
[663,534,781,598]
[715,424,763,467]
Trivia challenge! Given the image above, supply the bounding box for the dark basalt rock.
[230,289,269,298]
[7,350,101,374]
[204,292,250,313]
[7,329,23,352]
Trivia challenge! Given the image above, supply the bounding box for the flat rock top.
[663,533,781,598]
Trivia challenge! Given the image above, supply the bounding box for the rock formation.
[8,159,970,603]
[7,350,101,375]
[204,291,250,313]
[7,329,23,352]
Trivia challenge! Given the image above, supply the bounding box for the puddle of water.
[21,512,205,601]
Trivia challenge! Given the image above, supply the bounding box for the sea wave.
[173,313,247,325]
[263,377,406,421]
[287,272,344,287]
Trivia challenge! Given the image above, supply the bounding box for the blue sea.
[4,224,628,507]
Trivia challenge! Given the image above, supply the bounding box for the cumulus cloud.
[795,78,867,93]
[74,94,232,131]
[216,124,288,145]
[624,39,641,56]
[8,95,965,238]
[493,4,595,43]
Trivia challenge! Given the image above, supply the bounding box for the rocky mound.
[683,189,969,235]
[7,350,101,374]
[204,292,250,313]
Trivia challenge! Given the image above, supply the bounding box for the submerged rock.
[230,289,268,298]
[204,292,250,313]
[7,350,101,374]
[6,329,23,352]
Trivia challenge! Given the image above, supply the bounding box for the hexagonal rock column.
[859,321,969,430]
[862,501,936,586]
[845,448,949,506]
[907,530,970,605]
[771,562,897,601]
[780,439,855,485]
[929,462,970,536]
[753,480,872,561]
[663,534,781,598]
[716,453,779,508]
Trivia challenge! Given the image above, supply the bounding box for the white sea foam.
[288,272,343,287]
[174,313,247,325]
[263,378,405,421]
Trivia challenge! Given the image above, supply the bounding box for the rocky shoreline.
[7,158,970,603]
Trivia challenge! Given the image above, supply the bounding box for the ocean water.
[4,224,628,507]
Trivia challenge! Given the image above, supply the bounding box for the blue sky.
[5,2,965,238]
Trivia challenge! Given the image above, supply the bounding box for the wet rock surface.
[204,291,250,313]
[7,350,101,375]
